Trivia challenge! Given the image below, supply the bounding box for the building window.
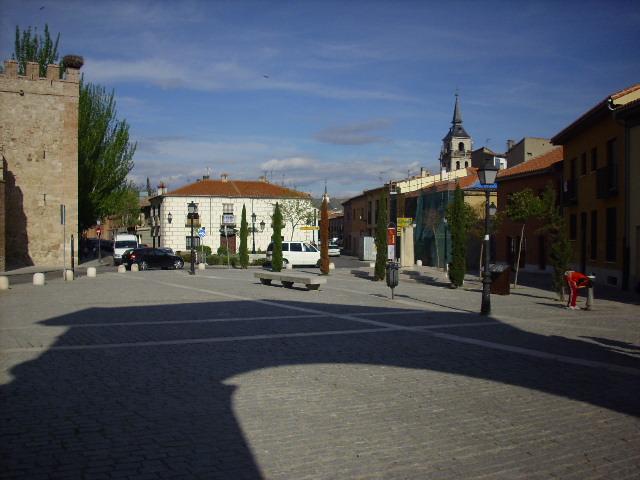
[606,207,616,262]
[367,201,372,225]
[464,161,469,168]
[569,214,577,240]
[570,158,576,180]
[606,138,618,190]
[375,199,380,221]
[455,161,460,170]
[590,210,597,260]
[223,203,234,214]
[580,153,586,175]
[458,142,465,152]
[591,147,597,171]
[186,236,201,249]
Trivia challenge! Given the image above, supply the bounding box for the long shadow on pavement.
[1,300,639,478]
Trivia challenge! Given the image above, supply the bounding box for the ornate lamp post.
[251,212,257,254]
[478,160,499,315]
[187,201,198,275]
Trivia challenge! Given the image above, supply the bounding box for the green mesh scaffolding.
[414,189,452,268]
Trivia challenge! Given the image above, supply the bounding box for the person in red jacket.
[564,271,591,309]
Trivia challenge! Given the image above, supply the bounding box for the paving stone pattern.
[1,267,639,479]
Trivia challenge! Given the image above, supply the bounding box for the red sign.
[387,227,396,246]
[96,227,102,237]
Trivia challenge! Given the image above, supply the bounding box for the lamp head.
[478,159,499,186]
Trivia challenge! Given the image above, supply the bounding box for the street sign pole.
[61,205,66,280]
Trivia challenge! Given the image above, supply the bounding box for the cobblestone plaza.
[1,266,639,479]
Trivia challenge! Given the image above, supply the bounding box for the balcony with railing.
[562,178,578,205]
[596,165,618,199]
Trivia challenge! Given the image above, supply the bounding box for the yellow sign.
[397,217,413,227]
[299,226,319,231]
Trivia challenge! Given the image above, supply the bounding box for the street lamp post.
[478,160,499,315]
[96,219,102,264]
[187,201,198,275]
[443,217,448,272]
[251,212,257,254]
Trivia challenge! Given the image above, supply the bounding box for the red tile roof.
[164,179,311,199]
[497,147,563,180]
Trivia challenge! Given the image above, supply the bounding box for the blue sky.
[1,0,639,198]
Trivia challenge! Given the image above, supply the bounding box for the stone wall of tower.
[0,60,80,269]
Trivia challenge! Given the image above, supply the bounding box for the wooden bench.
[254,271,327,291]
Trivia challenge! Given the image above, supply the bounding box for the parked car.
[266,241,320,267]
[123,247,184,270]
[328,243,341,257]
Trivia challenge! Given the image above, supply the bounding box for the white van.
[113,234,139,265]
[266,241,320,267]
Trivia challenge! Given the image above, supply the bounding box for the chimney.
[62,55,84,83]
[26,62,39,80]
[46,64,60,80]
[157,182,167,195]
[3,60,18,78]
[220,173,229,183]
[506,139,515,152]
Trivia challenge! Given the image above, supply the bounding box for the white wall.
[157,196,315,253]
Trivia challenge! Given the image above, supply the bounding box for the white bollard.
[87,267,97,278]
[33,273,45,286]
[117,265,126,273]
[64,269,74,281]
[416,259,423,267]
[329,262,335,270]
[369,262,375,268]
[130,263,139,272]
[198,263,206,270]
[0,276,9,290]
[285,263,293,270]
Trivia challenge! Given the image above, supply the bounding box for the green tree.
[320,194,330,274]
[78,79,136,231]
[374,193,388,281]
[239,204,249,269]
[505,189,545,287]
[271,202,284,272]
[105,186,140,231]
[13,24,61,77]
[447,185,476,287]
[537,186,573,300]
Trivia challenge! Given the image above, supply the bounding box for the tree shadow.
[3,159,32,269]
[1,300,638,478]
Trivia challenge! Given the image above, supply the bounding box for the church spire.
[452,92,462,125]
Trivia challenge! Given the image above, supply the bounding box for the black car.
[123,248,184,270]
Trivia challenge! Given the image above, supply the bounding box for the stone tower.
[439,94,473,173]
[0,57,82,270]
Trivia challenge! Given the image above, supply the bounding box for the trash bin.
[489,264,511,295]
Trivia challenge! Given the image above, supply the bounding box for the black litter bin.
[489,264,511,295]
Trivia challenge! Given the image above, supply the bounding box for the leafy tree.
[505,189,545,287]
[239,204,249,269]
[271,202,284,272]
[105,186,140,231]
[447,185,476,287]
[279,199,315,240]
[374,193,388,280]
[13,24,61,77]
[78,79,136,231]
[320,194,330,274]
[537,186,573,300]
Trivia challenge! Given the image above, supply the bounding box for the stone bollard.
[117,265,126,273]
[285,263,293,270]
[369,262,375,268]
[198,263,206,270]
[416,259,423,267]
[87,267,97,278]
[64,269,74,281]
[131,263,139,272]
[329,262,335,270]
[586,275,596,310]
[33,273,45,286]
[0,276,9,290]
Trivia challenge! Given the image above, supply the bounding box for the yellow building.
[551,84,640,290]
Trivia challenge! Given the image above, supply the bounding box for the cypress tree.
[271,202,284,272]
[448,185,467,287]
[239,204,249,268]
[374,193,388,280]
[320,195,330,274]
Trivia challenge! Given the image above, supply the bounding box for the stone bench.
[254,271,327,291]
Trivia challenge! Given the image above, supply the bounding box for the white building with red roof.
[148,174,314,255]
